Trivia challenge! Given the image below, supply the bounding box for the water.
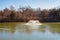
[24,20,42,25]
[0,22,60,40]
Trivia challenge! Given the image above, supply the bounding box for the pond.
[0,22,60,40]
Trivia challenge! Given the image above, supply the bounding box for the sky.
[0,0,60,10]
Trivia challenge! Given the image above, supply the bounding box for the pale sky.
[0,0,60,10]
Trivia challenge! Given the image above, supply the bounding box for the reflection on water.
[0,23,60,40]
[0,23,16,34]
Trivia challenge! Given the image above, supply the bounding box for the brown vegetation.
[0,6,60,22]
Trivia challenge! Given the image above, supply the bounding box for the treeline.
[0,6,60,22]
